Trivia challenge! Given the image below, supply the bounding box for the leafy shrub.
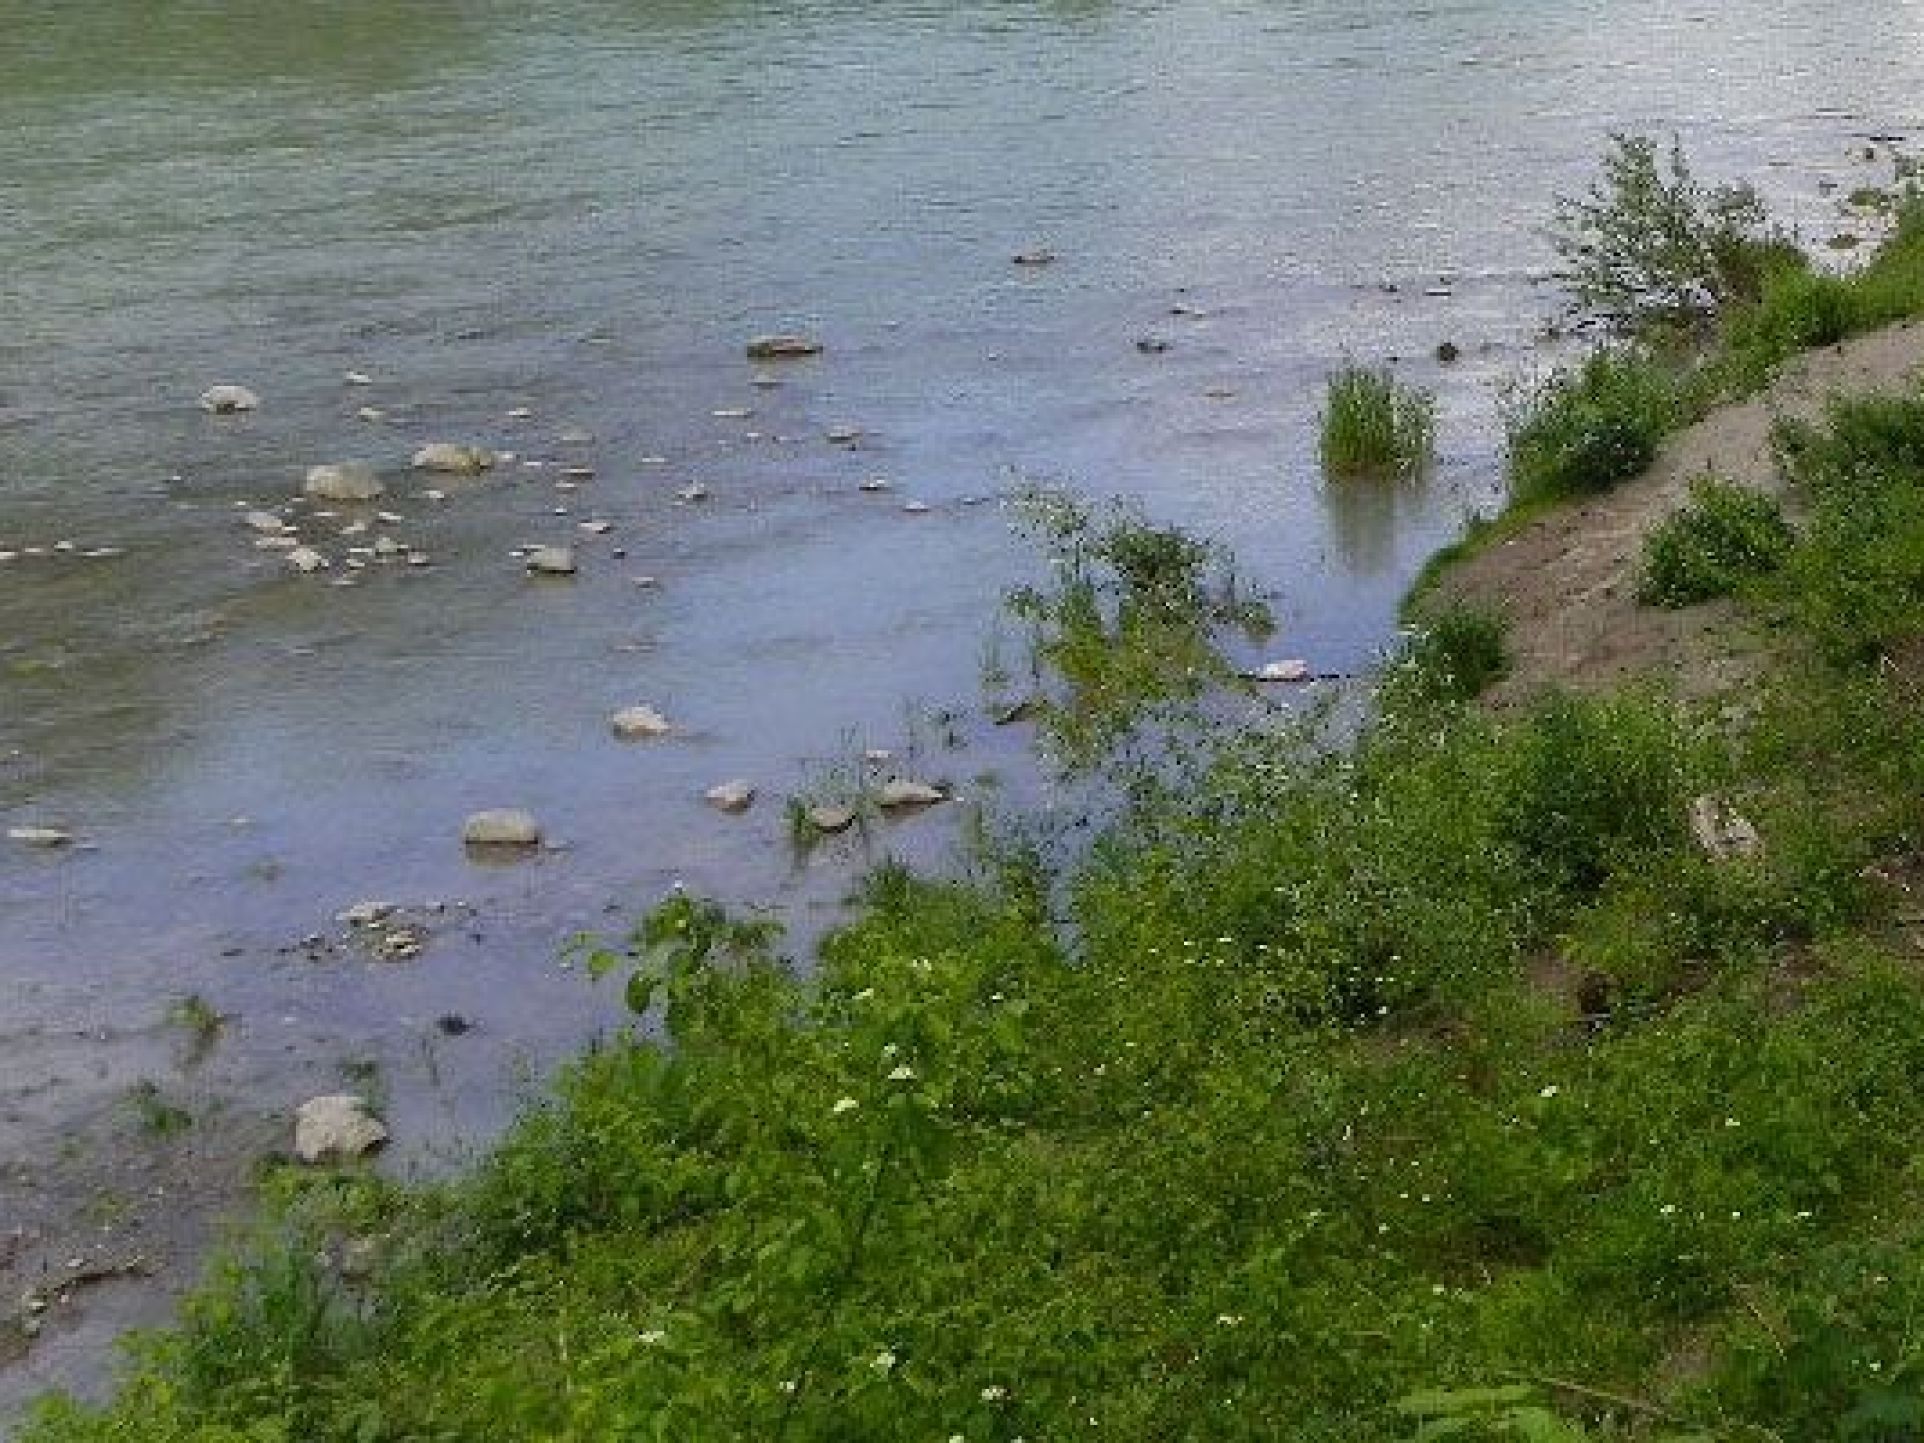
[1504,346,1688,503]
[1551,133,1789,333]
[1394,603,1511,704]
[1637,477,1795,607]
[1320,364,1437,478]
[1774,393,1924,662]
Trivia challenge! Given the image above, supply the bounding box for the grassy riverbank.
[26,154,1924,1442]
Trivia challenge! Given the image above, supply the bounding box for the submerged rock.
[243,510,289,535]
[462,809,542,848]
[286,546,329,573]
[525,545,577,576]
[199,384,259,414]
[705,780,756,814]
[745,334,823,360]
[611,705,673,740]
[303,463,384,503]
[412,443,496,475]
[293,1095,388,1164]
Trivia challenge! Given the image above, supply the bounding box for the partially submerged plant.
[1319,364,1437,478]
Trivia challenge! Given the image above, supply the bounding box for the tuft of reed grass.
[1319,365,1436,479]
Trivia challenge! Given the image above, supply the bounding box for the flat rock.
[745,334,823,360]
[611,705,673,740]
[876,779,948,810]
[7,825,72,848]
[807,803,858,834]
[1689,795,1762,862]
[705,780,756,814]
[525,545,577,576]
[293,1095,388,1164]
[412,442,496,475]
[286,546,329,573]
[243,510,289,535]
[462,809,542,848]
[199,384,259,414]
[303,463,384,503]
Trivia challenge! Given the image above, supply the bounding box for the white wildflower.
[888,1064,916,1082]
[832,1097,860,1115]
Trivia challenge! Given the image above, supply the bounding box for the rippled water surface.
[3,0,1921,1176]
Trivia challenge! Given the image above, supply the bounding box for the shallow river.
[2,0,1920,1237]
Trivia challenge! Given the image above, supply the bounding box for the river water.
[2,0,1919,1222]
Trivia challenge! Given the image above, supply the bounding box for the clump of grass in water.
[126,1080,193,1137]
[1319,365,1436,478]
[1638,476,1795,608]
[166,993,225,1065]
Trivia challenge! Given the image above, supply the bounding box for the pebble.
[505,406,534,420]
[355,406,386,423]
[807,803,858,834]
[423,489,448,502]
[255,536,299,551]
[712,407,752,420]
[902,500,931,514]
[611,705,673,740]
[462,809,543,848]
[7,826,72,848]
[376,510,404,524]
[826,425,863,445]
[859,477,893,493]
[243,511,288,535]
[343,371,374,386]
[412,443,496,475]
[678,483,710,503]
[876,779,948,810]
[1012,248,1057,266]
[744,334,822,359]
[558,429,594,445]
[578,519,613,534]
[524,545,577,576]
[1255,659,1311,683]
[705,780,756,814]
[303,463,385,503]
[561,466,595,480]
[286,546,329,573]
[1136,336,1171,355]
[199,384,260,414]
[293,1095,388,1164]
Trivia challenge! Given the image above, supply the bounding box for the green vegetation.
[125,1080,193,1138]
[1637,477,1794,608]
[1005,489,1271,764]
[167,993,225,1065]
[1503,346,1687,505]
[1549,133,1791,335]
[28,139,1924,1443]
[1319,365,1437,479]
[33,377,1924,1441]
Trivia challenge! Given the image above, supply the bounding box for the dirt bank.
[1427,319,1924,701]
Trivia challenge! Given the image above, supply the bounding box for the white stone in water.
[375,510,404,524]
[423,489,448,502]
[505,406,533,419]
[1256,659,1311,683]
[355,406,386,423]
[901,500,931,514]
[286,546,329,573]
[373,536,401,559]
[859,476,892,492]
[243,511,288,535]
[199,384,259,414]
[7,825,72,848]
[524,545,576,576]
[876,779,948,810]
[611,705,673,740]
[293,1095,388,1164]
[678,483,710,503]
[808,803,858,834]
[705,780,756,814]
[826,425,863,445]
[578,520,613,535]
[713,407,752,420]
[255,536,299,551]
[462,809,542,847]
[411,443,496,475]
[343,370,374,386]
[558,429,594,445]
[303,463,384,502]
